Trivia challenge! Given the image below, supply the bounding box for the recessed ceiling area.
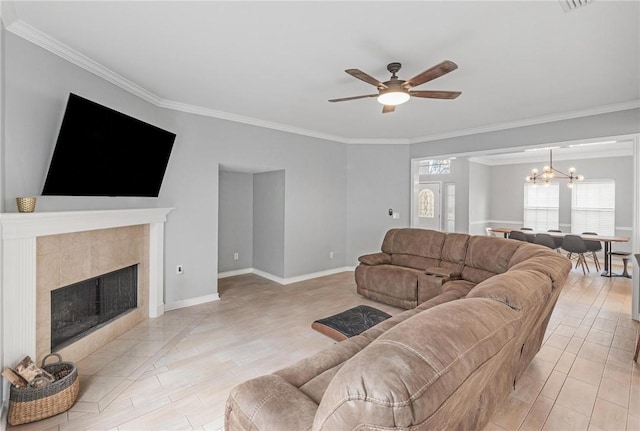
[468,140,634,166]
[3,1,639,143]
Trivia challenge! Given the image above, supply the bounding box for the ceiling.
[468,140,634,165]
[4,1,640,144]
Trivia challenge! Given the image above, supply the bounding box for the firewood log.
[2,368,28,388]
[14,356,54,388]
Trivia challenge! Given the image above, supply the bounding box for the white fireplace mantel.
[0,207,172,240]
[0,208,173,386]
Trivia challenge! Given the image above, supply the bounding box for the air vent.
[559,0,593,13]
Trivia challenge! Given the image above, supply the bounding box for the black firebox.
[51,265,138,351]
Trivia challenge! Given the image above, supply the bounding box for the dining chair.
[547,229,564,252]
[485,227,499,237]
[519,227,535,242]
[534,233,557,250]
[582,232,602,272]
[508,231,529,242]
[562,235,590,274]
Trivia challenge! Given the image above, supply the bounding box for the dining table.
[489,228,630,278]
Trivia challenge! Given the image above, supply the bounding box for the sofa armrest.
[425,267,461,279]
[358,252,391,266]
[226,374,318,431]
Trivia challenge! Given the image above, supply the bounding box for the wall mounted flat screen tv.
[42,93,176,197]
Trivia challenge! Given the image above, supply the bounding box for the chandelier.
[525,149,584,188]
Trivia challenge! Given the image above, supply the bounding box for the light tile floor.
[7,266,638,431]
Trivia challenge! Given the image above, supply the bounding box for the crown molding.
[0,1,19,27]
[156,99,350,143]
[407,100,640,145]
[6,19,163,106]
[6,20,640,146]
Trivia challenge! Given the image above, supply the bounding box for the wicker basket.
[16,197,37,213]
[8,353,80,426]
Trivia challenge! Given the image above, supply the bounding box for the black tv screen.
[42,93,176,197]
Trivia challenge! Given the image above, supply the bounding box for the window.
[571,180,615,236]
[418,189,435,218]
[523,182,559,231]
[419,159,450,175]
[445,184,456,232]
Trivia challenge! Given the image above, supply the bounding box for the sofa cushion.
[355,264,421,304]
[313,298,521,430]
[461,236,523,283]
[382,228,446,258]
[275,335,371,390]
[393,229,443,269]
[391,253,440,271]
[440,232,470,271]
[508,246,572,289]
[442,279,477,295]
[425,267,461,278]
[466,270,552,313]
[360,309,420,342]
[380,228,399,254]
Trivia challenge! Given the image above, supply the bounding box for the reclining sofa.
[355,228,541,309]
[225,229,572,430]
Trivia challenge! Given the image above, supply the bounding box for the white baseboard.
[164,293,220,312]
[217,268,254,279]
[166,267,354,312]
[219,266,355,285]
[151,304,165,318]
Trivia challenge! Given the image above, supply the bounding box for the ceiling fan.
[329,60,461,113]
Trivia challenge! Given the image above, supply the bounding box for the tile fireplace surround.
[0,208,172,406]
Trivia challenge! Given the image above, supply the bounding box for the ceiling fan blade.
[345,69,387,89]
[328,94,378,103]
[382,105,395,114]
[403,60,458,89]
[410,90,462,99]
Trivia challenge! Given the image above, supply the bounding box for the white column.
[148,222,165,318]
[632,135,640,321]
[1,238,37,402]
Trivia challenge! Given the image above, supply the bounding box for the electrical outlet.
[329,251,334,259]
[233,252,239,261]
[176,265,183,275]
[393,212,400,219]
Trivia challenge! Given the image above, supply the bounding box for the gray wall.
[3,33,349,307]
[2,30,639,306]
[253,171,285,277]
[346,144,411,265]
[468,161,491,235]
[218,170,253,273]
[3,32,162,212]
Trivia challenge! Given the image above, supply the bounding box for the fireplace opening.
[51,265,138,351]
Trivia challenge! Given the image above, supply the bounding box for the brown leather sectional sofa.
[356,228,528,309]
[225,229,571,430]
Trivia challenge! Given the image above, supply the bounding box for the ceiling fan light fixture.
[331,60,460,112]
[377,89,410,106]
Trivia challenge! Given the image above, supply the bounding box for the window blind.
[523,183,559,231]
[571,180,615,236]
